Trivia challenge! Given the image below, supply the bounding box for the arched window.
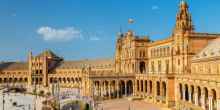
[158,60,161,73]
[151,61,155,73]
[166,60,169,74]
[139,61,146,74]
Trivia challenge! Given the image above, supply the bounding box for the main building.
[0,1,220,110]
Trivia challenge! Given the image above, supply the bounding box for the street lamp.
[54,79,60,110]
[34,78,37,110]
[2,92,5,110]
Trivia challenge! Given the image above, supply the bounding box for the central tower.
[173,0,194,35]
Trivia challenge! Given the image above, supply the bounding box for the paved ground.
[98,98,171,110]
[0,91,45,110]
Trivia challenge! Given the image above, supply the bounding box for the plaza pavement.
[0,91,45,110]
[98,98,171,110]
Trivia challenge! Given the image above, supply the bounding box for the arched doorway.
[119,80,125,97]
[156,81,160,96]
[204,87,208,109]
[149,81,153,94]
[141,80,143,92]
[211,89,217,110]
[127,80,133,96]
[104,81,109,97]
[185,84,189,101]
[179,84,183,100]
[137,80,140,92]
[190,85,194,103]
[162,82,166,97]
[139,61,146,73]
[198,87,201,106]
[162,82,166,103]
[145,80,148,93]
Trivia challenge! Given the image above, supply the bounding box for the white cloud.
[37,26,82,42]
[152,5,159,10]
[89,36,100,41]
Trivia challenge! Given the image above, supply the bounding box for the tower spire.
[173,0,194,35]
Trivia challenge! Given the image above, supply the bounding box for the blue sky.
[0,0,220,61]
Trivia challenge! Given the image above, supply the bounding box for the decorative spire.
[173,0,194,35]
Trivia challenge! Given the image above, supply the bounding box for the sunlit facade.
[0,1,220,110]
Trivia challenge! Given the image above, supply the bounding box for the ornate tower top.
[173,0,194,35]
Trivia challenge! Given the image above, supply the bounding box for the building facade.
[0,1,220,110]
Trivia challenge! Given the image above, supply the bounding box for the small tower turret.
[173,0,194,35]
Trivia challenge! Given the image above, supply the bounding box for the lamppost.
[32,73,39,110]
[34,78,37,110]
[2,92,5,110]
[54,79,60,110]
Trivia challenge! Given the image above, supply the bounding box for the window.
[139,61,146,74]
[178,59,180,65]
[158,60,161,73]
[166,60,169,74]
[40,70,42,74]
[151,61,154,73]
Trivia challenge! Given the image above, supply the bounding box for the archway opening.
[179,84,183,100]
[162,82,166,97]
[119,80,125,97]
[127,80,133,96]
[137,80,139,92]
[190,85,194,103]
[204,87,208,109]
[198,87,201,106]
[211,89,217,110]
[185,84,189,101]
[141,80,143,92]
[156,81,160,96]
[149,81,152,94]
[145,80,148,93]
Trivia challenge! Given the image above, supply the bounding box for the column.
[202,94,206,109]
[133,80,136,96]
[208,96,213,110]
[116,81,119,98]
[143,80,146,97]
[182,87,185,101]
[147,81,150,96]
[194,93,198,106]
[98,82,101,97]
[217,99,220,110]
[101,81,103,98]
[103,82,106,98]
[108,82,111,99]
[189,90,192,103]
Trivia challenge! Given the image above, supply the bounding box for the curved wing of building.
[0,1,220,110]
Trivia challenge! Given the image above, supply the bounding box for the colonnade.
[49,77,81,84]
[179,83,219,110]
[135,80,167,103]
[0,77,28,87]
[92,80,133,99]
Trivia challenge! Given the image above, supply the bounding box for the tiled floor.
[97,98,171,110]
